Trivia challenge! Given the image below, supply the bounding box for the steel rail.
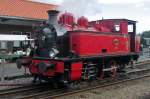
[43,74,150,99]
[0,83,50,96]
[17,88,65,99]
[17,68,150,99]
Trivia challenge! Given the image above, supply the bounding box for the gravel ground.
[55,77,150,99]
[0,63,32,90]
[0,77,33,90]
[0,63,30,78]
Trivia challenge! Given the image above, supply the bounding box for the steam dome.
[77,16,89,27]
[58,12,75,25]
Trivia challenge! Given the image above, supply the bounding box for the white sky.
[32,0,150,33]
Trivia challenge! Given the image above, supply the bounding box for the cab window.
[115,24,120,32]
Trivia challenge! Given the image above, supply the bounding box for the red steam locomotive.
[17,10,140,85]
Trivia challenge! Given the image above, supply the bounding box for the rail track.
[43,74,150,99]
[0,82,54,99]
[16,69,150,99]
[0,60,150,99]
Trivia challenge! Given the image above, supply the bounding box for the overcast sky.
[32,0,150,33]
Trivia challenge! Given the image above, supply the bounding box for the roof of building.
[0,0,57,20]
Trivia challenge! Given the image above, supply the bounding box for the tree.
[140,30,150,47]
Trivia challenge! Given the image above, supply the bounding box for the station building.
[0,0,57,52]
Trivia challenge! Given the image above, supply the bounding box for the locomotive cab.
[90,19,139,54]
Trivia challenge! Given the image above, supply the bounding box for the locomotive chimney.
[47,10,59,25]
[47,10,66,36]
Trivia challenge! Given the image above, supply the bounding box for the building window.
[13,41,20,47]
[0,41,7,49]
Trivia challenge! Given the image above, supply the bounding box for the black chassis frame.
[32,52,139,83]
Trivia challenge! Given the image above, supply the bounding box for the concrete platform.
[0,62,30,82]
[0,63,32,90]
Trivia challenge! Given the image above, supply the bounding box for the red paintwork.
[90,19,128,34]
[95,24,111,32]
[120,20,128,34]
[77,16,89,28]
[30,65,38,74]
[56,62,64,73]
[30,60,40,74]
[135,36,141,53]
[43,70,55,76]
[30,59,65,76]
[69,32,130,56]
[71,62,83,81]
[59,12,75,26]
